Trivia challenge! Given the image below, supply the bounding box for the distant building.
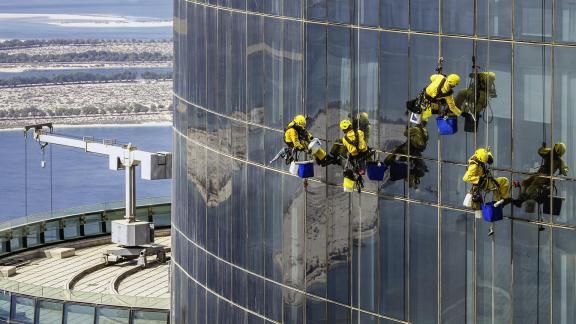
[172,1,576,323]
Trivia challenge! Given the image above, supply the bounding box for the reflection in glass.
[443,0,473,35]
[513,44,552,172]
[410,0,439,32]
[513,221,550,323]
[380,0,408,29]
[441,209,468,323]
[553,228,576,324]
[477,0,513,38]
[355,0,378,26]
[174,1,576,323]
[327,0,351,24]
[37,301,63,323]
[11,296,34,324]
[515,0,552,41]
[379,198,405,319]
[555,1,576,42]
[64,304,95,323]
[96,307,130,324]
[409,203,438,322]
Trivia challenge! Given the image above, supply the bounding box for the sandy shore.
[0,112,172,130]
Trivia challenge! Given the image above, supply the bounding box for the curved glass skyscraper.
[172,1,576,323]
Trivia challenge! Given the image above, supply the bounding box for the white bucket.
[308,138,322,154]
[410,113,422,125]
[289,161,299,175]
[463,193,473,208]
[475,210,483,219]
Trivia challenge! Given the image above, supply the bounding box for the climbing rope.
[50,144,53,217]
[24,132,28,216]
[484,0,491,148]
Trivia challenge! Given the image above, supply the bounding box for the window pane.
[0,293,10,320]
[37,301,63,324]
[411,0,439,32]
[11,296,34,324]
[283,0,301,18]
[327,0,352,23]
[353,29,379,150]
[379,32,408,198]
[326,186,350,305]
[512,221,550,323]
[440,37,473,164]
[554,46,576,168]
[409,203,438,322]
[305,180,327,297]
[515,0,553,41]
[64,304,95,323]
[475,40,513,170]
[306,297,326,324]
[283,20,303,125]
[351,193,378,312]
[410,35,439,160]
[355,0,379,26]
[553,227,576,324]
[379,198,405,319]
[380,0,408,29]
[133,310,169,324]
[513,44,552,174]
[443,0,474,35]
[306,0,326,20]
[441,209,469,324]
[263,17,284,129]
[555,0,576,42]
[478,0,513,38]
[475,219,513,322]
[96,307,129,324]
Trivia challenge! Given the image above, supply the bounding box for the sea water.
[0,124,172,221]
[0,0,172,40]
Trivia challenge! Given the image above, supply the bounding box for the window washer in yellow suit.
[463,148,511,210]
[270,115,315,165]
[421,73,463,122]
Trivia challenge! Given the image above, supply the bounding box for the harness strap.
[284,124,309,144]
[343,130,360,151]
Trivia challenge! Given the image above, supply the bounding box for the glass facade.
[172,0,576,323]
[0,294,168,324]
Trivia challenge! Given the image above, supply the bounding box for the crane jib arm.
[34,132,172,180]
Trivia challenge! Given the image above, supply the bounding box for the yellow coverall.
[422,74,462,121]
[463,159,510,210]
[342,129,367,157]
[284,121,312,150]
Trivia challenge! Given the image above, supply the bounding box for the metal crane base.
[103,245,167,268]
[111,220,154,246]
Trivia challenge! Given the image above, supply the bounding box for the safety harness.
[424,76,453,101]
[284,124,309,147]
[469,158,499,202]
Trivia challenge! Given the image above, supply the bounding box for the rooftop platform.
[4,235,171,299]
[0,197,172,323]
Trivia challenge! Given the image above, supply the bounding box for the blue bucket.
[481,201,503,222]
[366,163,387,181]
[389,162,408,181]
[297,162,314,178]
[436,116,458,135]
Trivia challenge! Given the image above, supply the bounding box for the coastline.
[0,113,172,131]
